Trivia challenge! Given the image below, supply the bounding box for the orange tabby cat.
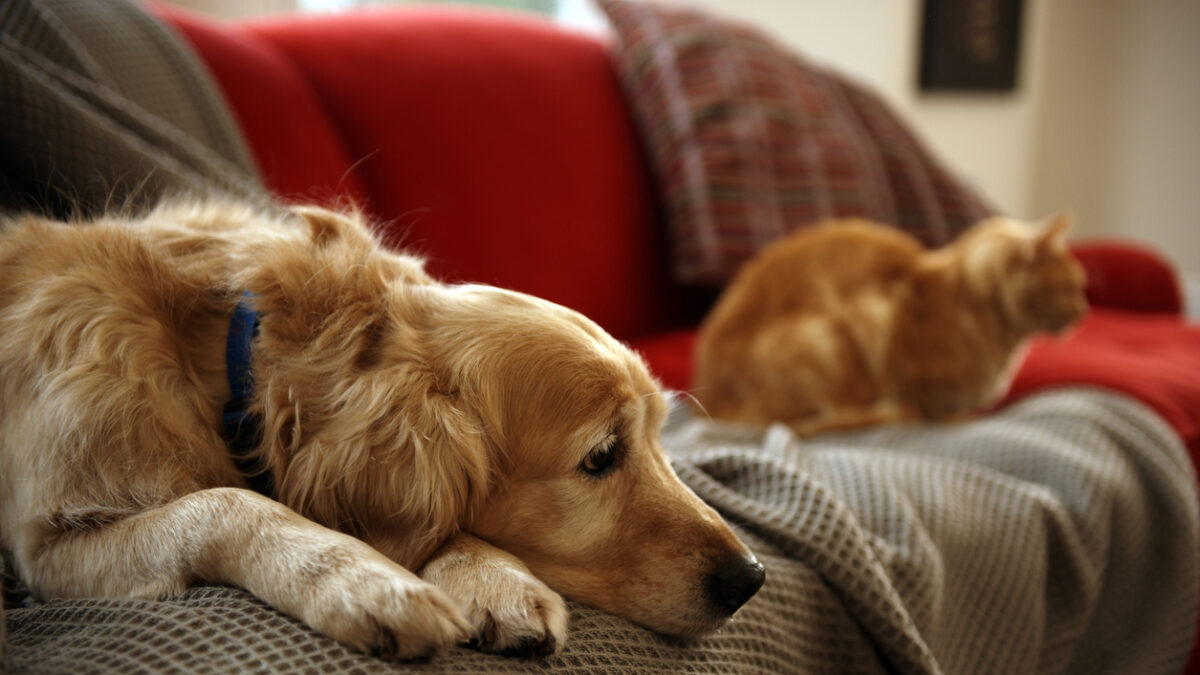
[694,215,1087,435]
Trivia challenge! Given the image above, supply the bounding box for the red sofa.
[150,4,1200,671]
[155,3,1200,455]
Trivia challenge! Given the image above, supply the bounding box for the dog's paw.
[421,537,568,657]
[305,556,472,660]
[461,566,567,657]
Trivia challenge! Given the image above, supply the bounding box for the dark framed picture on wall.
[919,0,1025,92]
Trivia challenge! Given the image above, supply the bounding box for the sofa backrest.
[155,4,694,341]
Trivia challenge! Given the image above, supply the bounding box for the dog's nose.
[707,554,765,615]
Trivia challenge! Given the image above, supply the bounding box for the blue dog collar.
[223,291,271,496]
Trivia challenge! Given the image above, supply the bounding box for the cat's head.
[958,213,1088,336]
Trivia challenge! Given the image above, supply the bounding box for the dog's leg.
[24,487,470,660]
[420,532,567,657]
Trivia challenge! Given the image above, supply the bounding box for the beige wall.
[1030,0,1200,288]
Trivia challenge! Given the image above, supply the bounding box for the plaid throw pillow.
[597,0,994,285]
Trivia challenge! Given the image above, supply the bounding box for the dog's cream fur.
[0,201,761,659]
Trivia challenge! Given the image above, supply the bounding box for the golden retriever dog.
[0,201,764,660]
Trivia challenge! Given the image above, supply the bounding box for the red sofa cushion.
[1006,311,1200,454]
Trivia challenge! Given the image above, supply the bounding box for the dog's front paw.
[421,536,568,657]
[462,565,567,657]
[305,555,472,660]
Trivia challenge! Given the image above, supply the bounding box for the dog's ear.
[265,362,492,567]
[238,207,392,348]
[290,205,372,248]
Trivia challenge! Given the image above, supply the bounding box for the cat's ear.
[1035,212,1073,248]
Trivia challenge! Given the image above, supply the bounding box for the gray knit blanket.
[4,389,1196,674]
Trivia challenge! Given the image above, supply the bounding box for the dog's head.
[248,207,763,638]
[425,285,764,638]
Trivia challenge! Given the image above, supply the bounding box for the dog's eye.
[581,436,621,478]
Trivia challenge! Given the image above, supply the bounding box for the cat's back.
[755,219,921,279]
[708,219,922,326]
[695,219,924,425]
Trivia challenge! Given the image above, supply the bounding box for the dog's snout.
[707,554,765,615]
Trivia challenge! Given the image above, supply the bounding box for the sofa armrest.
[1071,241,1183,314]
